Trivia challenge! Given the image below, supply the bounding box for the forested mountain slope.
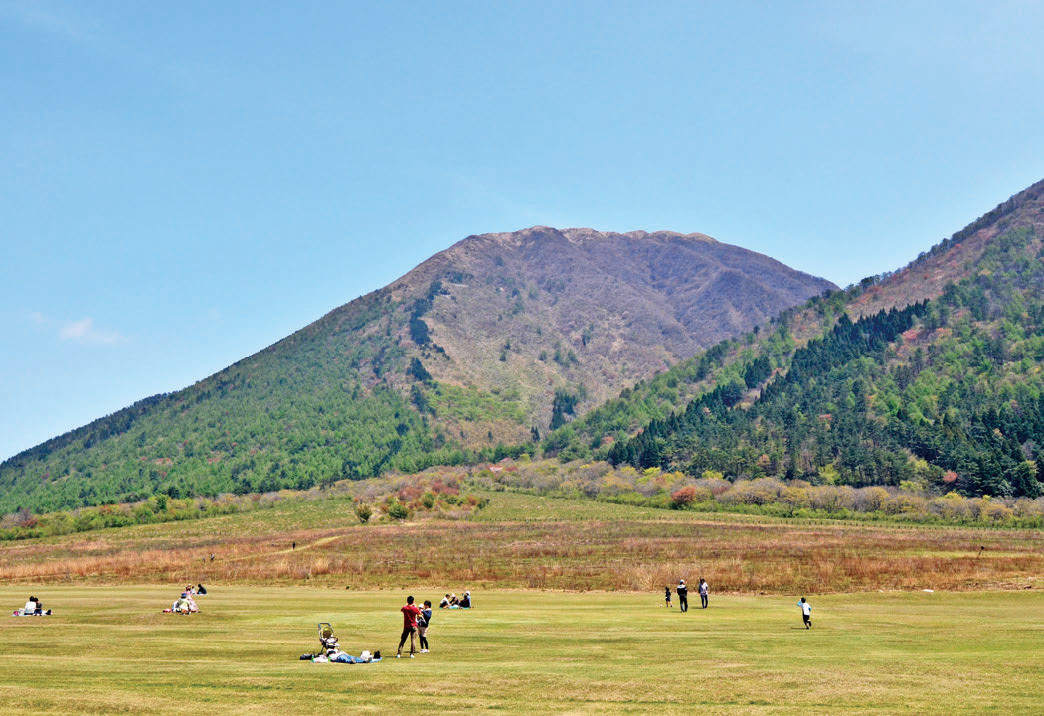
[548,179,1044,498]
[0,228,832,513]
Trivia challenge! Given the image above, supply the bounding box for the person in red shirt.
[397,595,423,658]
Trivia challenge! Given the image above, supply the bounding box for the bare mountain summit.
[392,226,836,440]
[1,225,834,512]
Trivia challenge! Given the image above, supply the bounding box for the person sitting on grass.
[449,593,459,606]
[459,591,471,609]
[172,593,198,614]
[439,594,451,609]
[24,597,38,615]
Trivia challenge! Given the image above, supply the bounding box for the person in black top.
[418,600,432,653]
[676,580,688,612]
[664,586,672,608]
[459,591,471,608]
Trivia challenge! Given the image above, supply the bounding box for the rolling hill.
[549,179,1044,498]
[0,227,833,513]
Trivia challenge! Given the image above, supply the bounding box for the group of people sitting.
[438,590,472,609]
[164,584,206,614]
[13,596,51,616]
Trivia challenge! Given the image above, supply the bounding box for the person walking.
[676,579,688,612]
[397,595,422,658]
[798,597,812,629]
[698,578,709,609]
[664,586,673,608]
[418,600,433,653]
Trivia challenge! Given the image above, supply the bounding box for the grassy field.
[2,492,1041,594]
[0,586,1041,714]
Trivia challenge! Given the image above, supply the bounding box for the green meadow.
[1,586,1041,714]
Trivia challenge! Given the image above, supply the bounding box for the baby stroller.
[318,623,339,653]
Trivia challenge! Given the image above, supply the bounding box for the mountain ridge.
[0,225,833,513]
[551,179,1044,498]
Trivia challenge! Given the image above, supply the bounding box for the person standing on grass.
[397,595,422,658]
[664,586,673,608]
[676,579,688,612]
[698,578,709,609]
[798,597,812,629]
[418,600,433,653]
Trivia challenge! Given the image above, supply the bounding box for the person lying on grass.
[312,648,382,663]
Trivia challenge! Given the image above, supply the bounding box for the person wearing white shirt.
[798,597,812,629]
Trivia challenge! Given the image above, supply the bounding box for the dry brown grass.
[1,492,1040,593]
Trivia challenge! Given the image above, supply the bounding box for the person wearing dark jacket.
[418,600,433,653]
[676,580,688,612]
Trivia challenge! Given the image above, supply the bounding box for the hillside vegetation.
[0,228,831,514]
[547,180,1044,500]
[2,489,1041,592]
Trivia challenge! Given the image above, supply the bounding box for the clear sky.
[2,0,1043,462]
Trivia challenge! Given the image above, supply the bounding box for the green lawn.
[1,586,1041,713]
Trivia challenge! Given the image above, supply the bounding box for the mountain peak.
[1,221,834,513]
[467,225,720,248]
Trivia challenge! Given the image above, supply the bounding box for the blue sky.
[2,0,1043,461]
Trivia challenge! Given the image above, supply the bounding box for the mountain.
[0,227,833,513]
[552,179,1044,498]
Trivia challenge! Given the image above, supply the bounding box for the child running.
[798,597,812,629]
[397,596,422,658]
